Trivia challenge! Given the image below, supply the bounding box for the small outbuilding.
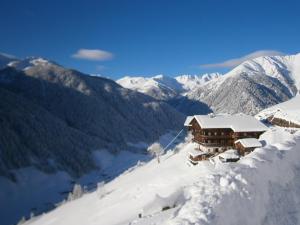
[235,138,262,155]
[217,149,240,162]
[187,149,213,165]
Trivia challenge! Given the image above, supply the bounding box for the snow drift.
[24,126,300,225]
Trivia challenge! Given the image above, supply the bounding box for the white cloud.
[72,49,113,61]
[201,50,284,68]
[0,52,17,59]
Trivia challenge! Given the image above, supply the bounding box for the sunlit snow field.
[24,127,300,225]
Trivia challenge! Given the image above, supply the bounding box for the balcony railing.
[198,135,232,139]
[192,140,232,147]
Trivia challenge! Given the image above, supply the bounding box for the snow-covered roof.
[218,149,240,159]
[191,113,268,132]
[188,149,207,157]
[184,116,194,126]
[235,138,262,148]
[256,95,300,125]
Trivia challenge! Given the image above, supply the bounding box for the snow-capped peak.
[116,75,184,100]
[175,73,221,91]
[222,53,300,95]
[117,73,222,101]
[7,56,59,71]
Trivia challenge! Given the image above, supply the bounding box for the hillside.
[175,73,221,91]
[0,57,184,225]
[0,61,184,178]
[117,75,184,100]
[117,74,220,100]
[117,74,216,115]
[256,95,300,125]
[117,53,300,115]
[188,54,300,115]
[23,126,300,225]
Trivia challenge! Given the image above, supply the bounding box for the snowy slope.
[175,73,221,91]
[117,53,300,115]
[117,75,183,100]
[7,56,60,70]
[24,127,300,225]
[257,95,300,125]
[0,57,184,225]
[116,73,218,100]
[188,53,300,115]
[116,74,218,115]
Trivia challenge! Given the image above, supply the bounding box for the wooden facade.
[235,142,256,156]
[189,118,264,154]
[267,116,300,128]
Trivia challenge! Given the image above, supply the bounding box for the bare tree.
[147,142,163,163]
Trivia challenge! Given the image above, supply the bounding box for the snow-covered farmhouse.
[184,114,268,164]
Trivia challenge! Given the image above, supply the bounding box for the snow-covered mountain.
[188,53,300,115]
[117,53,300,115]
[0,56,184,225]
[7,56,60,70]
[117,75,184,100]
[23,125,300,225]
[175,73,221,91]
[117,74,218,115]
[117,73,219,100]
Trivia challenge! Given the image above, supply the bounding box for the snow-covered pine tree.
[147,142,163,163]
[67,183,83,201]
[96,181,105,198]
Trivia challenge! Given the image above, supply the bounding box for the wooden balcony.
[192,139,232,147]
[199,135,232,139]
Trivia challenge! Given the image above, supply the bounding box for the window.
[208,132,211,136]
[221,132,225,135]
[243,132,247,136]
[215,148,219,153]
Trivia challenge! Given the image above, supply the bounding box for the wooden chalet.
[184,113,268,165]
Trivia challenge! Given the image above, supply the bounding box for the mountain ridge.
[117,53,300,115]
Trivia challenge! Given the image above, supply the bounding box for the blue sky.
[1,0,300,79]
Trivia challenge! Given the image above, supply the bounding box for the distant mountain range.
[117,73,221,100]
[117,53,300,115]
